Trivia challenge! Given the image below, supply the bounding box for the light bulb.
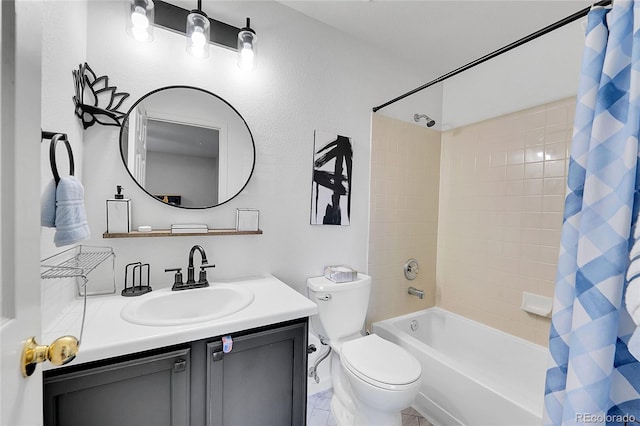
[239,43,255,70]
[131,6,149,29]
[191,27,206,48]
[191,45,205,58]
[132,26,150,42]
[186,11,210,58]
[237,19,257,70]
[126,0,154,42]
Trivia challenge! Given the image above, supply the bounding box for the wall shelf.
[41,245,115,280]
[40,245,116,296]
[103,229,263,239]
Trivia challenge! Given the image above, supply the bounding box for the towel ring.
[49,134,75,185]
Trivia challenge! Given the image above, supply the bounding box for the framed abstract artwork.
[311,131,353,225]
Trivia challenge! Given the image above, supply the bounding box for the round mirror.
[119,86,255,209]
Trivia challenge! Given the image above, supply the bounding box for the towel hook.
[49,134,75,185]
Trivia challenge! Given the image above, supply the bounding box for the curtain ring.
[49,134,75,185]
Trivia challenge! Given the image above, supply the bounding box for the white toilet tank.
[307,274,371,343]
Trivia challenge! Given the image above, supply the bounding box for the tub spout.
[408,286,425,299]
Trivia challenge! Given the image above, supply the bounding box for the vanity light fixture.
[126,0,155,42]
[132,1,257,69]
[237,18,257,71]
[186,0,210,58]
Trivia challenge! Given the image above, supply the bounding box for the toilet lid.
[341,335,421,387]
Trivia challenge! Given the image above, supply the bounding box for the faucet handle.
[198,264,216,285]
[165,268,184,289]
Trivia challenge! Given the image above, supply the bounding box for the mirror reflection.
[120,86,255,208]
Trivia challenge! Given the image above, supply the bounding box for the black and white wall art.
[311,131,353,225]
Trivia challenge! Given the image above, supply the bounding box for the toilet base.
[330,389,403,426]
[330,394,354,426]
[353,401,402,426]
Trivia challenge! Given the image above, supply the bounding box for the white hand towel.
[54,176,90,247]
[41,179,57,227]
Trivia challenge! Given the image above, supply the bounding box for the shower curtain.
[544,2,640,425]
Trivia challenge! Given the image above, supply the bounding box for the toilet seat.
[341,334,421,391]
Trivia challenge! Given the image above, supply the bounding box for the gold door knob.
[20,335,79,377]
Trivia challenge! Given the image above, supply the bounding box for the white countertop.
[43,274,317,370]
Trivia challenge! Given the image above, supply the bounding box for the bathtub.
[372,308,547,426]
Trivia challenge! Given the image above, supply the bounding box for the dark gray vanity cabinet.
[43,348,191,426]
[43,318,308,426]
[205,321,307,426]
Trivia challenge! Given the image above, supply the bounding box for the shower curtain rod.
[372,0,612,113]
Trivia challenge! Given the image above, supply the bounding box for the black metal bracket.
[41,131,68,142]
[154,0,240,51]
[73,63,129,129]
[42,132,74,185]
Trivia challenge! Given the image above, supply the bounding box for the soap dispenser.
[106,185,131,233]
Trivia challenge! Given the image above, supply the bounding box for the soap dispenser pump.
[106,185,131,233]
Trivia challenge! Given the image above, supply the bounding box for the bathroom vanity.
[41,275,317,426]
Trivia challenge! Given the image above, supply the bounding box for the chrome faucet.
[165,245,215,291]
[408,286,425,299]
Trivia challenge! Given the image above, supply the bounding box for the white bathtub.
[372,308,547,426]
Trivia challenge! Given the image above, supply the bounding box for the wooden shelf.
[103,229,263,238]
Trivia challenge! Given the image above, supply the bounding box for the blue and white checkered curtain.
[544,2,640,425]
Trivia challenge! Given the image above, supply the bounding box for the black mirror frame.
[118,85,256,210]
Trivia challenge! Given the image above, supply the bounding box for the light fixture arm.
[192,0,205,16]
[242,18,255,34]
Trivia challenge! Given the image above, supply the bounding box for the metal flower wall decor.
[72,63,130,129]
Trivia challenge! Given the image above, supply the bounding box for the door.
[131,105,147,186]
[0,1,43,425]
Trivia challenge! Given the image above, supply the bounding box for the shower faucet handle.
[404,258,419,280]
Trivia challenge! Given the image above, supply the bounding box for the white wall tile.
[368,115,441,326]
[437,97,574,346]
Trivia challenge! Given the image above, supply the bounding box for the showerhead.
[414,113,435,128]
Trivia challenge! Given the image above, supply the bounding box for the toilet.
[307,274,421,426]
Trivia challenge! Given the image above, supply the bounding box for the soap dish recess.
[520,292,553,318]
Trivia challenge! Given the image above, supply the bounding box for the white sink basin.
[120,285,255,326]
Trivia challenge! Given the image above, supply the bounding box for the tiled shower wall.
[367,114,441,327]
[437,97,575,346]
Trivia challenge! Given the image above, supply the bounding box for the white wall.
[373,12,584,132]
[441,19,585,130]
[38,1,427,301]
[40,0,88,325]
[374,14,585,131]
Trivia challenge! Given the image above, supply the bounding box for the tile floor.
[307,389,432,426]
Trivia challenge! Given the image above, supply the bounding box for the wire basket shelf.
[40,245,116,296]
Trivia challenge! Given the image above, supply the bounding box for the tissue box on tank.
[324,265,358,283]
